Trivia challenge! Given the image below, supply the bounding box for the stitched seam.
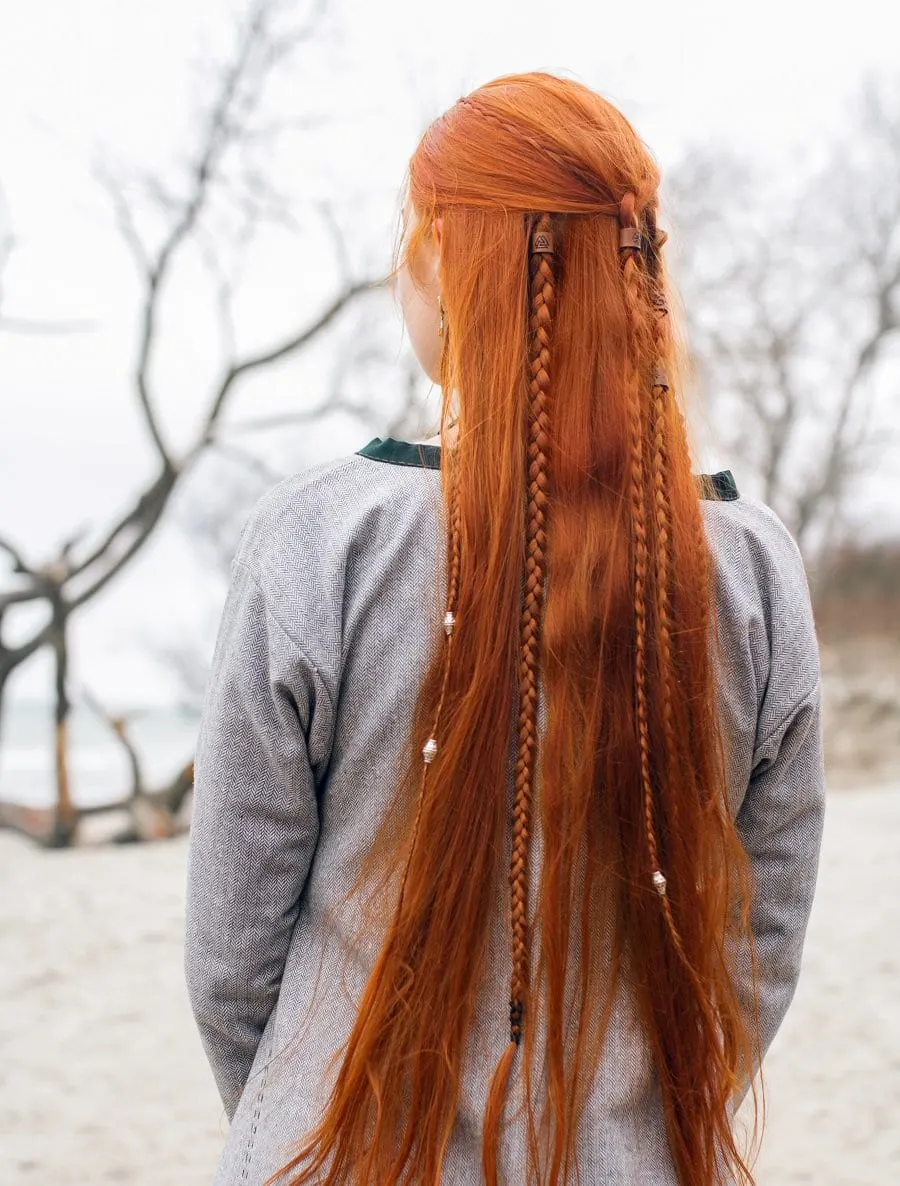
[752,679,820,765]
[238,1033,272,1182]
[231,557,336,723]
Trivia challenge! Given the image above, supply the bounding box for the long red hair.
[270,72,759,1185]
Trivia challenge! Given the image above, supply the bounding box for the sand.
[1,785,898,1185]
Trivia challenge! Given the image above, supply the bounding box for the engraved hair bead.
[652,870,667,896]
[443,611,455,637]
[422,738,438,764]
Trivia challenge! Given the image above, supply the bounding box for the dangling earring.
[437,296,445,338]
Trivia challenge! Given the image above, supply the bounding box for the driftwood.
[0,691,195,848]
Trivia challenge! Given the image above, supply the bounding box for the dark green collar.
[357,437,738,502]
[358,437,442,471]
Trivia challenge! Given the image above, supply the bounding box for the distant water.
[0,702,201,809]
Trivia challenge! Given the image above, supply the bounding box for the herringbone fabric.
[184,446,825,1184]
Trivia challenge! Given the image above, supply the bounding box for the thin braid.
[508,213,555,1044]
[649,380,682,833]
[645,234,679,808]
[644,217,716,807]
[396,448,462,913]
[619,236,660,893]
[621,196,721,996]
[483,215,556,1184]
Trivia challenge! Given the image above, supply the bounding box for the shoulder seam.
[752,679,820,768]
[231,556,336,722]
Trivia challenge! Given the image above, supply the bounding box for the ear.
[432,216,443,250]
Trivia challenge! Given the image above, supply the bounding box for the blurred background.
[1,1,897,1182]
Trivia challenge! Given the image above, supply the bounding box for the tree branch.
[202,278,377,434]
[82,689,144,800]
[0,535,30,575]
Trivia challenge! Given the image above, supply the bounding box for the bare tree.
[669,75,900,560]
[155,328,429,720]
[0,0,391,846]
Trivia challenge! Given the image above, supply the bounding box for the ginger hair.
[270,72,760,1186]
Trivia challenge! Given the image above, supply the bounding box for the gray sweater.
[185,437,825,1184]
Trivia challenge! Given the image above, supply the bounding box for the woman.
[185,73,825,1186]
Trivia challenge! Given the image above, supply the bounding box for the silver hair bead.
[422,738,438,764]
[652,870,667,897]
[443,611,455,637]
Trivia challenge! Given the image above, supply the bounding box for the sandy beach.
[1,785,898,1185]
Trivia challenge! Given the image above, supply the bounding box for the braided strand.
[619,193,662,889]
[619,219,660,902]
[621,195,722,999]
[482,214,556,1186]
[508,213,555,1044]
[396,446,462,915]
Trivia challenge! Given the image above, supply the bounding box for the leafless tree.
[669,75,900,561]
[157,323,429,719]
[0,0,397,846]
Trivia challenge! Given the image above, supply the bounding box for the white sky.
[1,0,897,709]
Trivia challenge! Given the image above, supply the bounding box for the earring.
[437,296,445,338]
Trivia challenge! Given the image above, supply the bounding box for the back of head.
[273,73,759,1186]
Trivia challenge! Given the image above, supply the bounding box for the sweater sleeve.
[733,681,825,1108]
[184,552,329,1120]
[728,507,826,1108]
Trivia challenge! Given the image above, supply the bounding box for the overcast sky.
[1,0,897,708]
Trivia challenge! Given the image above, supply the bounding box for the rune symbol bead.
[443,611,455,637]
[652,870,667,897]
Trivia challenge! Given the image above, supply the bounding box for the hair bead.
[619,227,643,252]
[443,610,456,636]
[422,738,438,764]
[652,870,668,896]
[531,227,555,254]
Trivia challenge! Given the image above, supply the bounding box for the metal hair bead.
[652,870,667,897]
[443,611,455,637]
[531,227,555,255]
[422,738,438,764]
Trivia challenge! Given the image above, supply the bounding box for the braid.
[645,210,679,812]
[621,196,721,997]
[643,206,716,805]
[649,378,681,833]
[508,213,555,1044]
[618,200,661,902]
[396,444,462,914]
[483,214,555,1183]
